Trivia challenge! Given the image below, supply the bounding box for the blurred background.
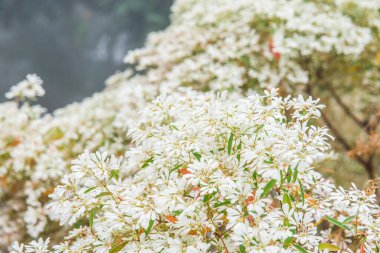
[0,0,173,110]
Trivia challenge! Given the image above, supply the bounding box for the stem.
[207,203,229,253]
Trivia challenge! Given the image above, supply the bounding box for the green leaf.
[203,192,216,203]
[236,141,242,162]
[172,210,183,216]
[252,171,258,181]
[260,179,277,198]
[108,169,119,181]
[240,55,250,67]
[96,192,112,198]
[89,208,95,227]
[110,241,128,253]
[237,141,242,150]
[325,216,351,231]
[264,157,274,164]
[294,244,308,253]
[84,186,98,194]
[192,151,201,161]
[239,245,246,253]
[283,193,292,209]
[144,219,155,236]
[227,133,234,156]
[169,124,179,131]
[142,156,154,168]
[169,163,183,175]
[284,237,293,247]
[318,243,341,251]
[292,164,299,183]
[298,179,305,205]
[343,215,355,224]
[214,199,231,208]
[286,166,292,183]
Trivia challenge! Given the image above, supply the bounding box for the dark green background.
[0,0,172,110]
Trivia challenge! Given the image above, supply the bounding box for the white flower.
[6,74,45,101]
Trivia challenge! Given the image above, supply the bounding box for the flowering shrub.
[0,74,156,247]
[1,0,380,251]
[125,0,380,179]
[126,0,379,91]
[12,90,380,252]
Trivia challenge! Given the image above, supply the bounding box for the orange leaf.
[245,196,255,206]
[192,186,200,191]
[7,138,21,147]
[179,168,191,175]
[248,215,255,226]
[188,229,198,235]
[268,38,281,61]
[166,215,178,224]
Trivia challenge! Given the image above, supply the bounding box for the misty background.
[0,0,173,110]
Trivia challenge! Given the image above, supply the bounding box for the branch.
[321,112,376,179]
[327,86,366,129]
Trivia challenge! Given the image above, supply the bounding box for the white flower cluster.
[5,74,45,101]
[11,91,380,253]
[1,0,380,251]
[125,0,379,98]
[0,75,157,248]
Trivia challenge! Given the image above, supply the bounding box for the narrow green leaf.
[236,141,242,162]
[84,186,98,194]
[294,244,307,253]
[286,166,292,183]
[260,179,277,198]
[292,164,299,183]
[108,169,119,181]
[144,219,155,236]
[283,193,292,209]
[169,163,183,175]
[142,156,154,168]
[264,157,274,164]
[169,124,178,130]
[318,243,341,251]
[96,192,112,198]
[343,215,355,224]
[203,192,216,203]
[252,171,258,181]
[227,133,233,156]
[110,241,128,253]
[325,216,351,230]
[298,179,305,205]
[239,245,246,253]
[214,199,231,208]
[89,208,95,227]
[284,237,293,247]
[192,151,201,161]
[172,210,183,216]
